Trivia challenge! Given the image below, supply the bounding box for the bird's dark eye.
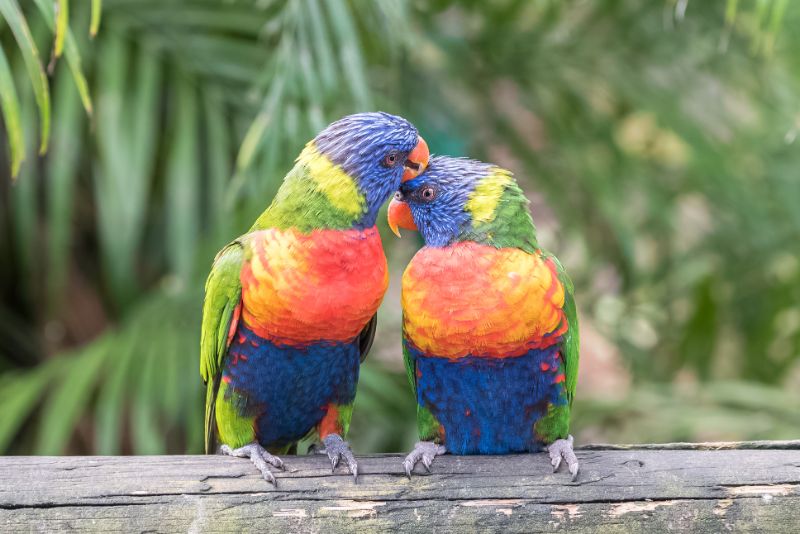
[420,186,437,202]
[394,191,404,201]
[382,151,401,167]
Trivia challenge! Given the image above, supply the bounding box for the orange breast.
[402,242,565,359]
[241,226,389,345]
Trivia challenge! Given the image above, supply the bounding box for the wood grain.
[1,442,799,532]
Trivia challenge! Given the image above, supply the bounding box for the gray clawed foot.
[221,442,284,486]
[548,434,579,481]
[403,441,446,478]
[318,434,359,483]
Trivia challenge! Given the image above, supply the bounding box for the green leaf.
[10,93,38,283]
[764,0,789,55]
[161,330,181,424]
[33,0,94,116]
[35,342,108,455]
[237,73,285,172]
[0,46,25,177]
[203,87,232,242]
[725,0,739,26]
[296,6,325,133]
[112,5,267,36]
[165,72,200,282]
[94,337,137,454]
[95,37,161,305]
[324,0,371,110]
[132,343,165,455]
[45,64,83,311]
[678,277,719,381]
[90,0,102,37]
[54,0,69,58]
[0,0,51,154]
[305,0,337,93]
[0,364,61,453]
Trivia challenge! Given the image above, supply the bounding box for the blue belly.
[222,324,360,447]
[412,344,566,455]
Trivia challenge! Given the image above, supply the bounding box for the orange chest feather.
[402,242,566,359]
[240,227,389,345]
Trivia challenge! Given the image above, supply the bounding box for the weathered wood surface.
[2,442,800,533]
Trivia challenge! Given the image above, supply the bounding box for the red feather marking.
[318,404,340,438]
[226,301,242,348]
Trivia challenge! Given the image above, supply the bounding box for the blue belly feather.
[222,324,360,447]
[410,343,566,454]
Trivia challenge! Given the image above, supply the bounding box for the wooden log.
[1,442,799,532]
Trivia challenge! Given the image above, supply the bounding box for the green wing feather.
[200,241,244,453]
[401,318,416,396]
[547,253,579,406]
[531,251,579,442]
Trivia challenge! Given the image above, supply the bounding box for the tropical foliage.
[0,0,798,455]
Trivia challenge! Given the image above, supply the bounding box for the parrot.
[200,112,429,484]
[387,155,580,480]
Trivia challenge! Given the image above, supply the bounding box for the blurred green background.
[1,0,799,456]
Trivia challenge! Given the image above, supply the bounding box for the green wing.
[532,251,579,443]
[200,241,244,453]
[547,253,579,407]
[401,317,444,442]
[401,317,416,396]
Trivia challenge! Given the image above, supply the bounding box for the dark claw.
[258,464,277,486]
[570,464,579,482]
[345,455,359,483]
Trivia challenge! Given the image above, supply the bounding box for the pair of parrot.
[200,112,579,485]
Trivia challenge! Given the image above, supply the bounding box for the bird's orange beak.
[388,198,417,238]
[402,136,429,183]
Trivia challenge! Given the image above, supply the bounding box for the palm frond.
[0,46,24,175]
[33,0,93,115]
[90,0,103,38]
[0,0,50,159]
[0,0,98,177]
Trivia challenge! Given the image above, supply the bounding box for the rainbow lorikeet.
[201,112,429,484]
[387,156,580,479]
